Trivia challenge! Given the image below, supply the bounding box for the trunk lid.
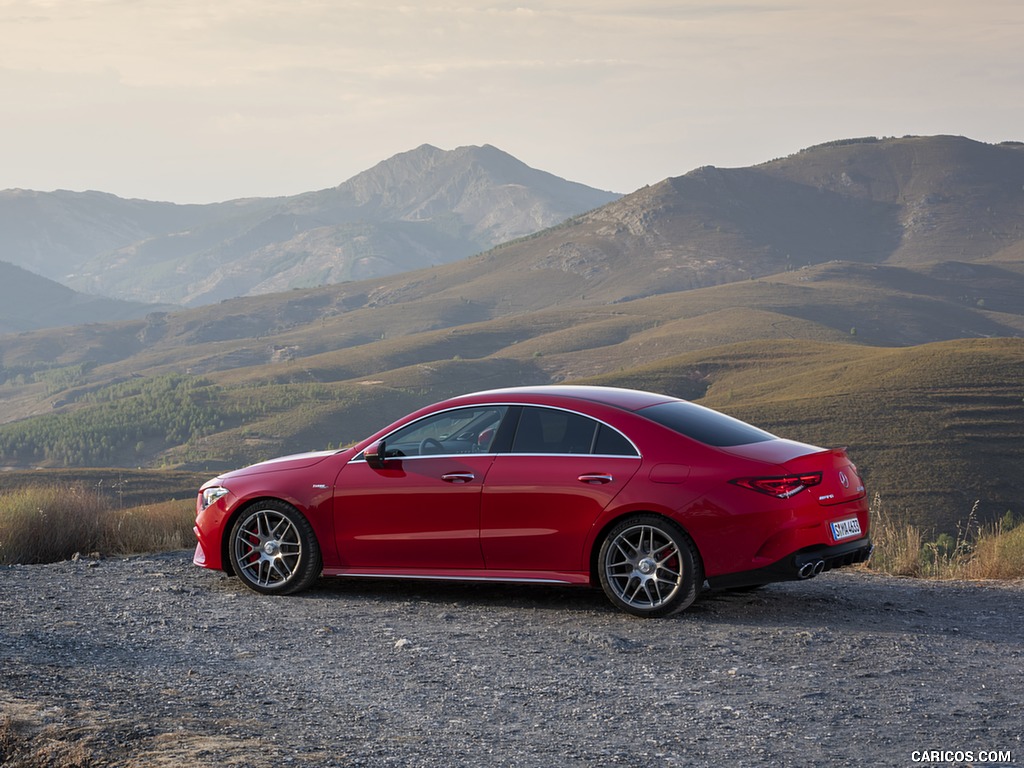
[724,440,866,506]
[785,447,866,506]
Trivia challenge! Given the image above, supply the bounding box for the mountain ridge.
[0,144,619,308]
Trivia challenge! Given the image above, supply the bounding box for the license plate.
[830,517,862,541]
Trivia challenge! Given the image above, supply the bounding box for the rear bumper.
[706,536,873,590]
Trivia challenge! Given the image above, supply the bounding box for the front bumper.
[193,499,228,571]
[706,536,873,590]
[192,532,210,568]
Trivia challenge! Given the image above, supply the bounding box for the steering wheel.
[419,437,445,455]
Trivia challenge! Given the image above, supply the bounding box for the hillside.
[0,135,1022,532]
[0,260,170,334]
[0,271,1020,532]
[758,136,1024,265]
[0,144,619,307]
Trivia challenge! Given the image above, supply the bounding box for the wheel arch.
[219,495,311,577]
[588,510,705,586]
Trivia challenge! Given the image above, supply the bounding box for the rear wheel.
[598,515,701,618]
[228,500,321,595]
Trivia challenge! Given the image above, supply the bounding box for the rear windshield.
[638,401,776,447]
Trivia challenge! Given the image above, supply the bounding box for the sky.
[1,0,1022,204]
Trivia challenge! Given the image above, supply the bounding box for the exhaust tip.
[797,560,826,579]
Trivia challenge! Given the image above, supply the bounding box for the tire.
[598,515,702,618]
[228,500,322,595]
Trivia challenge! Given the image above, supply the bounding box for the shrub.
[104,498,196,555]
[0,483,195,565]
[867,495,1024,580]
[0,485,105,564]
[866,494,923,577]
[960,517,1024,580]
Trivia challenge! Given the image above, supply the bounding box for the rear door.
[480,406,641,573]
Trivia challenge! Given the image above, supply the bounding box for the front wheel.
[598,515,702,618]
[228,500,322,595]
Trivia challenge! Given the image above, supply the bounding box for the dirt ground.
[1,551,1021,767]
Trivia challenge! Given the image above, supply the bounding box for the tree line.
[0,374,230,466]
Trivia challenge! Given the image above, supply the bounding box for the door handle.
[578,473,614,485]
[441,472,475,484]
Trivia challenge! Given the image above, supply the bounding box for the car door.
[333,406,508,570]
[480,406,642,573]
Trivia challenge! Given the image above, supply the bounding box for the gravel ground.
[1,551,1022,768]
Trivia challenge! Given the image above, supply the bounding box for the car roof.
[462,385,681,412]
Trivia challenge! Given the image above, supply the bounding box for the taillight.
[730,472,822,499]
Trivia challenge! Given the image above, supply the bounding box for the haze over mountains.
[0,144,619,311]
[1,134,1022,531]
[0,261,173,336]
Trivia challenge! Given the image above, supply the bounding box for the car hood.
[219,449,340,479]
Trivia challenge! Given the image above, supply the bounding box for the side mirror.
[364,439,387,470]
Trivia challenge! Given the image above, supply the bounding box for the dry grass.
[960,517,1024,580]
[867,494,1024,580]
[4,481,1023,580]
[866,494,926,578]
[0,483,195,565]
[0,711,92,768]
[105,498,197,555]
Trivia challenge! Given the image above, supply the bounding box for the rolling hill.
[0,135,1022,533]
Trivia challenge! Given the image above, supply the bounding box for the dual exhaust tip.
[798,560,826,579]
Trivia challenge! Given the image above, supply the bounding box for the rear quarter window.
[638,401,776,447]
[594,424,639,456]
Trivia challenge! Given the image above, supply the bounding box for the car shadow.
[302,574,614,614]
[294,572,870,623]
[260,570,1022,644]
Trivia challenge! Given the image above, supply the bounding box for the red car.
[194,386,871,617]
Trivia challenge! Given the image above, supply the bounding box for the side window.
[594,424,639,457]
[511,407,637,456]
[384,406,508,457]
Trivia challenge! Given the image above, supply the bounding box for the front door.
[333,455,494,569]
[332,405,508,570]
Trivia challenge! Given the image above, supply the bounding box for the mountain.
[0,135,1022,532]
[0,189,270,283]
[0,145,619,307]
[0,260,171,335]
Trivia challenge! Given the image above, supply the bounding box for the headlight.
[200,486,230,510]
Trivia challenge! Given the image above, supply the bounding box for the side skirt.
[320,566,592,586]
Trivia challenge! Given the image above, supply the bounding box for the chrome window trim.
[348,402,642,464]
[350,452,643,464]
[494,452,642,460]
